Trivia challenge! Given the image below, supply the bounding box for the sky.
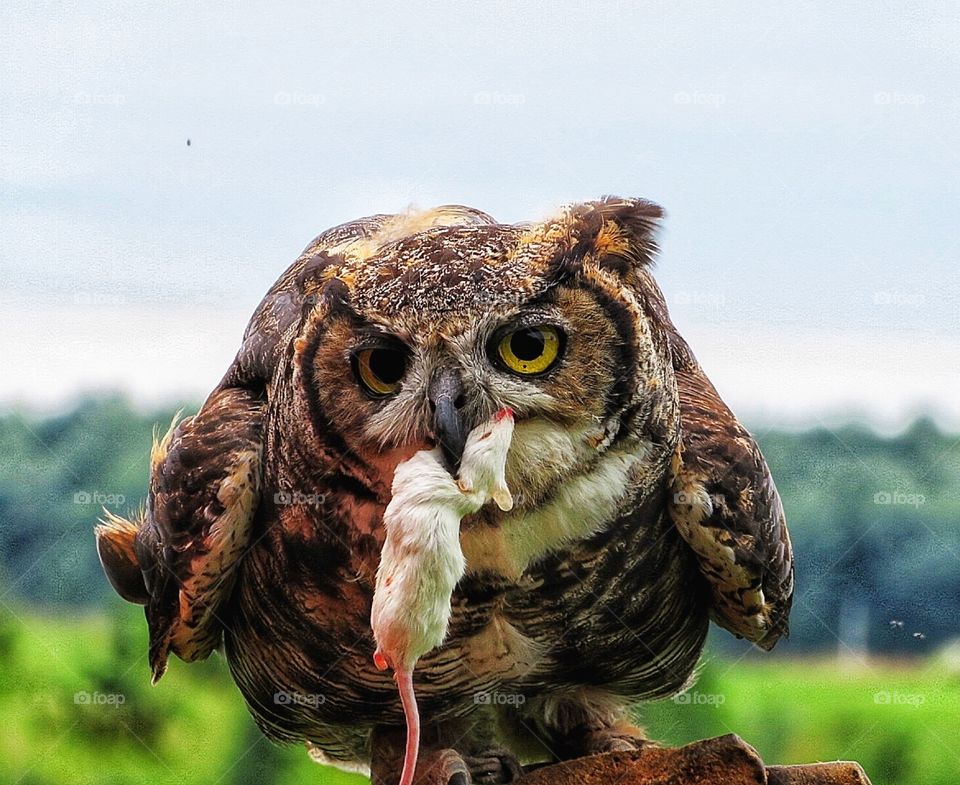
[2,1,958,429]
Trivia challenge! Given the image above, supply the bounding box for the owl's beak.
[428,367,467,473]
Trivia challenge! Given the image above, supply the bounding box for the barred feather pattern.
[224,480,709,763]
[94,196,791,772]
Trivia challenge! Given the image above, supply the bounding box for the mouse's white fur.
[371,411,514,670]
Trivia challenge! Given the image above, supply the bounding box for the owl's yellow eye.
[496,326,563,376]
[354,348,406,397]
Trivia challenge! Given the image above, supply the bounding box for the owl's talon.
[372,745,470,785]
[540,719,654,761]
[463,748,523,784]
[605,736,645,752]
[577,728,655,756]
[420,748,471,785]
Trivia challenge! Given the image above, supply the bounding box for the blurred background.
[1,1,958,783]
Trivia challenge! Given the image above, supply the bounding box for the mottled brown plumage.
[96,197,793,785]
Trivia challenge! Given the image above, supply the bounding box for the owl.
[96,197,793,785]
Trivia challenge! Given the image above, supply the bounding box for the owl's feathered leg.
[512,691,653,761]
[370,740,469,785]
[370,708,521,785]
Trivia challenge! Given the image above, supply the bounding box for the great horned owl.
[96,197,793,785]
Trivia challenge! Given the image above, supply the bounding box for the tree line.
[0,396,956,655]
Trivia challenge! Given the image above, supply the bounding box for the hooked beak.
[428,367,467,473]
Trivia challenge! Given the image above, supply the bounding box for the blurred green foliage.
[1,396,956,652]
[0,397,958,783]
[756,419,960,655]
[1,603,957,784]
[640,647,960,785]
[0,601,363,785]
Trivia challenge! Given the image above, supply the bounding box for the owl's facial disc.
[303,280,650,504]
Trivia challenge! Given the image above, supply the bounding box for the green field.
[2,601,957,785]
[2,400,959,783]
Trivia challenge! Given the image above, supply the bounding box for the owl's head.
[285,197,679,507]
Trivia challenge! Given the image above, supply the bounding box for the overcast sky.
[2,1,958,428]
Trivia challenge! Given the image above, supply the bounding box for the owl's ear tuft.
[320,277,352,311]
[297,249,357,323]
[588,197,664,275]
[297,251,356,310]
[553,197,664,280]
[543,197,664,283]
[296,250,340,291]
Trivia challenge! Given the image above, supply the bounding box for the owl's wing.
[95,211,451,678]
[666,335,794,650]
[96,386,264,680]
